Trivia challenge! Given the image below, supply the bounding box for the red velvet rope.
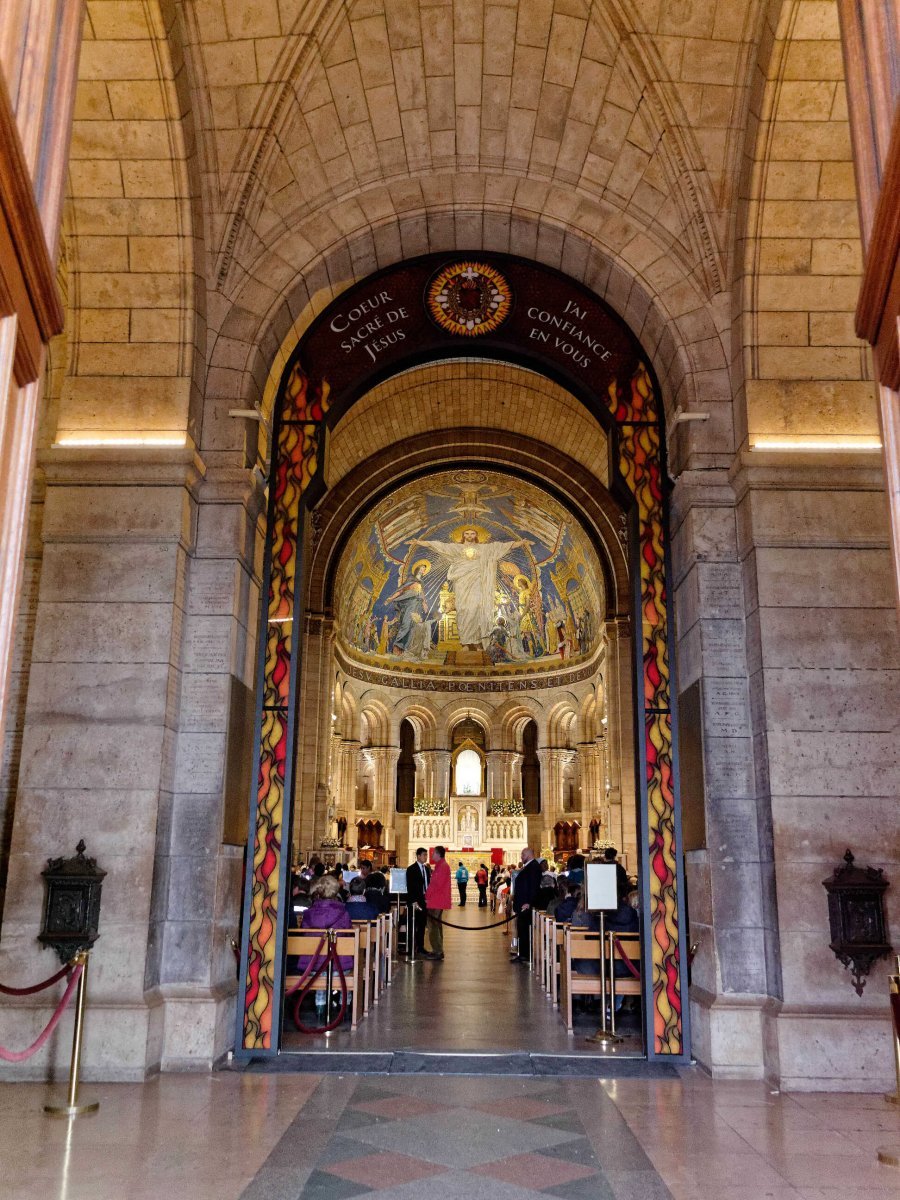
[613,936,641,980]
[0,963,83,1063]
[289,934,349,1034]
[0,962,72,996]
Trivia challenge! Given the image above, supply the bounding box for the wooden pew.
[551,920,568,1006]
[532,910,544,978]
[351,919,380,1012]
[285,928,363,1030]
[559,926,604,1033]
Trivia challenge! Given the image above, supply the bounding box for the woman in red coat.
[423,845,451,960]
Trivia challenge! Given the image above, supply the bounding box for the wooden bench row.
[531,910,641,1033]
[285,913,395,1031]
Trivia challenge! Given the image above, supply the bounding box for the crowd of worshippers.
[289,858,392,928]
[288,845,639,989]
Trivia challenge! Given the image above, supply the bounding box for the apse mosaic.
[335,469,605,674]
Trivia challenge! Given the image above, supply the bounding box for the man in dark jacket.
[511,847,542,964]
[404,847,430,956]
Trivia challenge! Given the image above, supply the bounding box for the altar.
[452,795,484,849]
[405,796,529,864]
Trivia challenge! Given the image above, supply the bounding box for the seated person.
[537,872,558,910]
[555,883,580,923]
[295,875,353,972]
[565,853,585,887]
[359,859,390,912]
[345,875,382,921]
[546,878,569,918]
[603,845,631,900]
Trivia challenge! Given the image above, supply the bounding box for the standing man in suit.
[404,847,430,958]
[511,847,542,964]
[423,845,451,960]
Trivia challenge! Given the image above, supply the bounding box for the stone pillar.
[485,749,503,798]
[670,466,776,1083]
[361,746,400,849]
[416,748,446,798]
[732,453,900,1090]
[339,739,360,823]
[577,740,602,814]
[509,752,523,800]
[294,614,335,854]
[0,448,204,1080]
[604,618,635,860]
[432,749,451,800]
[413,751,426,797]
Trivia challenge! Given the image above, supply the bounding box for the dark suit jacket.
[513,857,543,913]
[405,859,431,905]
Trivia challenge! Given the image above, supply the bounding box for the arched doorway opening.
[395,719,416,814]
[236,253,688,1066]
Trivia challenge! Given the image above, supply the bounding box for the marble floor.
[2,1070,899,1199]
[281,903,643,1060]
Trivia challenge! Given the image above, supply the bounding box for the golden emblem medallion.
[426,261,512,336]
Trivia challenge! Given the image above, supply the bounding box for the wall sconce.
[823,850,891,996]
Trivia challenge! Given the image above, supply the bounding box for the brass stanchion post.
[876,956,900,1167]
[45,950,98,1118]
[586,917,622,1047]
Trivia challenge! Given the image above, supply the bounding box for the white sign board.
[390,867,408,894]
[585,862,619,911]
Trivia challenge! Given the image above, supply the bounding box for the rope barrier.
[0,962,72,996]
[288,932,349,1034]
[612,936,641,980]
[435,913,513,931]
[0,963,82,1063]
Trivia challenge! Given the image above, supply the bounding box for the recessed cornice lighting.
[749,436,882,452]
[52,434,187,447]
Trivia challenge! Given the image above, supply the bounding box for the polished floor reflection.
[281,904,643,1060]
[1,1070,898,1199]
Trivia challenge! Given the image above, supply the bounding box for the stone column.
[416,748,446,798]
[731,452,900,1090]
[509,752,523,800]
[603,618,635,859]
[432,749,451,800]
[0,447,205,1080]
[412,751,427,798]
[294,614,335,854]
[669,465,774,1082]
[485,749,503,798]
[339,739,361,823]
[363,746,401,849]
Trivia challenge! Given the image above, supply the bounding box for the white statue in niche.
[459,805,478,839]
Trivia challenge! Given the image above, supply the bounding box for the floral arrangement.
[489,799,525,817]
[413,798,449,816]
[320,836,343,848]
[592,837,617,853]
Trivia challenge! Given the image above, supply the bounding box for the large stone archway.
[235,251,690,1064]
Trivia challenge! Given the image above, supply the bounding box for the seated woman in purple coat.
[296,874,354,972]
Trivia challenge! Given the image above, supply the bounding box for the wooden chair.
[606,931,641,1034]
[559,927,604,1033]
[285,928,363,1030]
